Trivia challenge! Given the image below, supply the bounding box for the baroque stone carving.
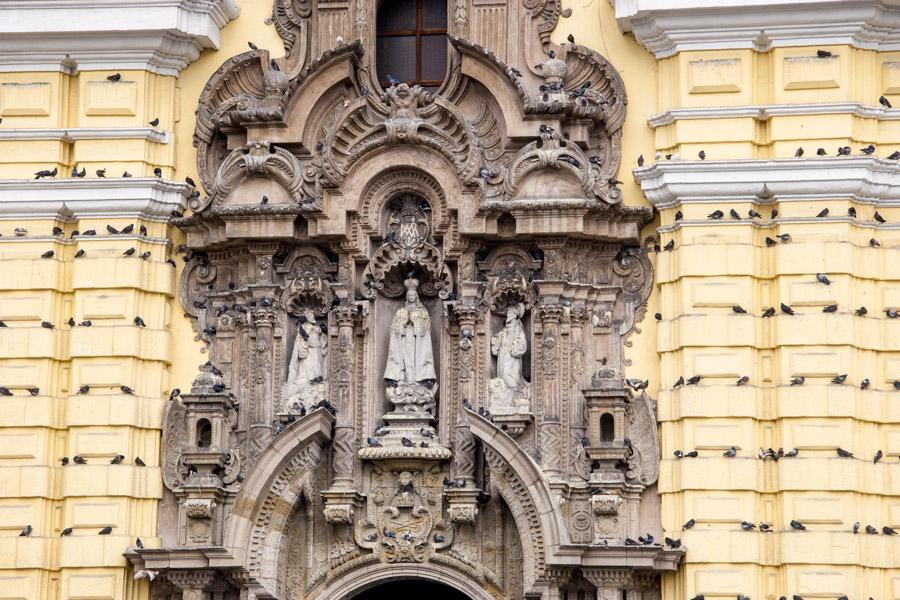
[489,303,531,414]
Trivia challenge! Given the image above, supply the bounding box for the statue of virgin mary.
[384,278,436,385]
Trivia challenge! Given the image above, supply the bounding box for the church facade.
[0,1,898,599]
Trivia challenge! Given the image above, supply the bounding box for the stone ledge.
[0,178,189,221]
[0,127,169,144]
[0,0,240,76]
[614,0,900,57]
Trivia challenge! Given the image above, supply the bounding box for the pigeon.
[674,450,685,458]
[723,446,738,458]
[895,379,900,389]
[856,306,867,316]
[790,376,805,386]
[732,305,747,314]
[784,448,798,457]
[382,527,396,538]
[135,457,146,466]
[765,237,777,247]
[149,118,159,127]
[884,526,897,535]
[75,249,85,258]
[762,307,776,318]
[60,457,69,466]
[682,519,695,530]
[690,596,704,600]
[27,388,39,396]
[82,230,96,236]
[837,146,851,156]
[77,385,90,394]
[637,154,644,167]
[624,538,639,546]
[134,316,146,327]
[433,533,445,543]
[816,273,831,285]
[34,168,57,179]
[889,151,900,160]
[96,169,106,178]
[686,375,703,385]
[110,455,125,464]
[664,537,681,548]
[887,309,899,318]
[663,240,675,251]
[123,248,136,256]
[123,171,132,178]
[41,321,54,329]
[816,208,829,217]
[836,447,853,458]
[794,147,804,157]
[816,148,827,156]
[874,450,883,463]
[363,532,378,542]
[684,450,699,458]
[138,252,150,260]
[880,95,892,108]
[107,73,122,81]
[740,521,756,530]
[106,225,119,235]
[860,378,871,389]
[708,210,724,220]
[817,49,832,58]
[79,320,92,327]
[874,211,886,223]
[153,167,162,177]
[654,313,662,321]
[853,522,860,533]
[790,520,806,530]
[120,385,135,395]
[777,236,791,244]
[566,33,575,44]
[121,224,133,234]
[673,376,685,388]
[780,303,795,315]
[72,166,86,178]
[759,522,773,532]
[831,374,847,384]
[822,304,838,313]
[748,209,761,218]
[698,150,706,160]
[73,455,87,464]
[848,207,857,218]
[61,527,73,536]
[366,437,382,447]
[737,376,749,386]
[861,144,876,155]
[0,387,12,396]
[729,209,741,220]
[866,525,878,534]
[19,525,32,537]
[99,526,112,535]
[41,250,54,259]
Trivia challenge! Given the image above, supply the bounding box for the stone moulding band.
[0,127,170,144]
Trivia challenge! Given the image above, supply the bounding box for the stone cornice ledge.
[0,0,240,75]
[648,101,900,128]
[0,127,169,143]
[633,157,900,208]
[0,178,189,221]
[613,0,900,57]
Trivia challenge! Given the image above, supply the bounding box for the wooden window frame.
[376,0,447,87]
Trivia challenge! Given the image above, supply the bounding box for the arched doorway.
[351,580,470,600]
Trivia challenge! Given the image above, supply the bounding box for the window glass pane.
[377,0,417,32]
[422,0,447,29]
[376,36,416,84]
[421,35,448,82]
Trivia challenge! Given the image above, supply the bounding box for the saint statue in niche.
[384,277,437,415]
[284,308,327,409]
[488,302,531,413]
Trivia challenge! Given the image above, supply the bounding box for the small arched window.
[600,413,615,443]
[376,0,448,90]
[196,419,212,448]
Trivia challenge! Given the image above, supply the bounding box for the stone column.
[537,303,563,477]
[250,307,276,427]
[167,570,216,600]
[568,307,590,479]
[330,304,360,488]
[583,569,631,600]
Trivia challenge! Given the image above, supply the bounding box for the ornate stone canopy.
[131,2,682,599]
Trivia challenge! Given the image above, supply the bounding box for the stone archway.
[310,563,497,600]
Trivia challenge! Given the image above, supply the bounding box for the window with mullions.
[376,0,448,90]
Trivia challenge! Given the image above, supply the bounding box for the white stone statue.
[284,308,327,409]
[384,278,437,414]
[488,302,531,413]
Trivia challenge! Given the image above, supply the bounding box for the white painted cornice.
[648,102,900,128]
[613,0,900,57]
[0,0,240,75]
[633,157,900,207]
[0,127,169,143]
[0,178,189,221]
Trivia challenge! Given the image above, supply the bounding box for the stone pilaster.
[537,303,564,476]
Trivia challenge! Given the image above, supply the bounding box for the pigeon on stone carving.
[790,520,806,530]
[366,437,382,447]
[34,168,57,179]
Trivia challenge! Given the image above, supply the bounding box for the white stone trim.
[0,0,240,75]
[613,0,900,57]
[648,102,900,128]
[0,178,189,221]
[0,127,169,143]
[633,157,900,208]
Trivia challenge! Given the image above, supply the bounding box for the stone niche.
[128,1,683,599]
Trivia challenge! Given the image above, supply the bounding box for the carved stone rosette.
[140,3,681,599]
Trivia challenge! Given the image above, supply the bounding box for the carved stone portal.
[135,2,682,599]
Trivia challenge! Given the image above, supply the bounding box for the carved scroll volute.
[329,304,360,487]
[625,390,659,487]
[268,0,312,73]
